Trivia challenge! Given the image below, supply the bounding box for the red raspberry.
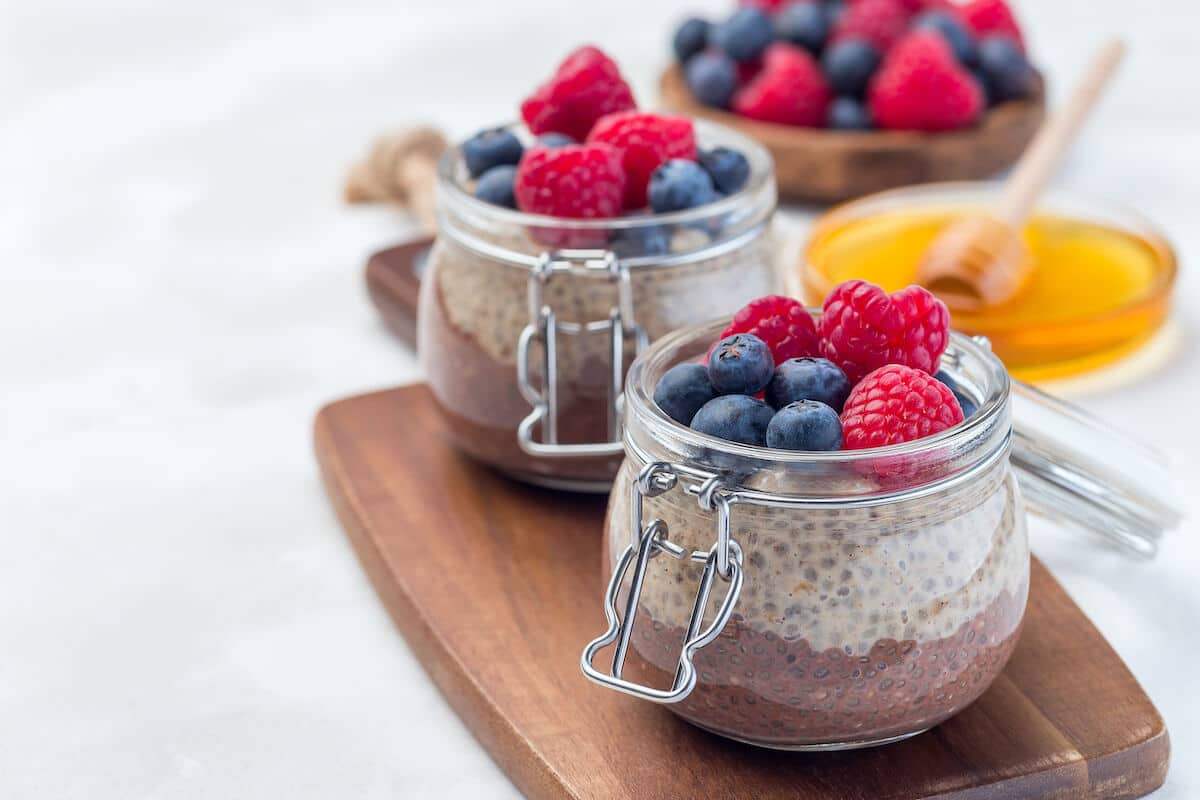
[514,143,625,220]
[841,364,964,450]
[732,44,831,127]
[867,31,984,132]
[587,112,696,209]
[818,279,949,384]
[831,0,913,52]
[717,295,820,364]
[960,0,1026,51]
[520,46,637,142]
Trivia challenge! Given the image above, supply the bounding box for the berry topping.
[767,400,844,451]
[673,17,712,64]
[514,143,625,219]
[473,165,518,208]
[691,395,776,447]
[648,159,719,213]
[867,30,984,132]
[462,128,523,179]
[698,147,751,194]
[685,51,739,109]
[935,370,978,419]
[536,132,576,149]
[719,295,820,365]
[841,364,964,449]
[913,10,979,67]
[711,7,775,62]
[733,44,832,126]
[978,35,1037,102]
[520,46,637,142]
[708,333,776,395]
[828,96,873,130]
[654,363,718,425]
[818,279,950,383]
[831,0,912,52]
[765,357,851,412]
[774,1,831,53]
[960,0,1025,51]
[821,38,881,97]
[587,111,697,209]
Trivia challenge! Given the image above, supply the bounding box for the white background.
[2,0,1197,797]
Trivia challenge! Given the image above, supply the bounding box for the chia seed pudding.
[418,121,778,490]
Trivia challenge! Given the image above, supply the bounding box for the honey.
[801,187,1176,382]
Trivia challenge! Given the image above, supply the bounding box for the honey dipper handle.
[997,39,1125,227]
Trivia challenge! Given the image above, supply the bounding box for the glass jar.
[582,318,1180,750]
[417,121,778,492]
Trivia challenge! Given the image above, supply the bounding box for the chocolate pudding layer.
[603,455,1029,748]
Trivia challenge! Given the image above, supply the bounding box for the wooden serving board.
[314,384,1168,800]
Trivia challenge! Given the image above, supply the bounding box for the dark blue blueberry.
[978,35,1037,102]
[673,17,712,64]
[685,51,738,108]
[707,333,775,395]
[824,0,847,25]
[935,370,978,419]
[972,69,994,106]
[821,38,881,97]
[710,7,774,62]
[691,395,776,446]
[913,11,979,67]
[473,165,517,208]
[462,128,523,179]
[648,159,719,213]
[536,132,575,149]
[610,224,670,257]
[698,147,750,194]
[774,1,830,53]
[766,357,851,412]
[828,96,873,130]
[654,363,718,425]
[766,400,843,451]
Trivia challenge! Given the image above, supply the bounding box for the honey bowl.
[798,183,1177,382]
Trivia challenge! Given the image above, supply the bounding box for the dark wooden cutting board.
[314,384,1168,800]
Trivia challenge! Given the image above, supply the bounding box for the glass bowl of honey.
[798,183,1177,382]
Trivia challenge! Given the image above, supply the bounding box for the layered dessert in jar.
[585,283,1030,749]
[418,46,779,491]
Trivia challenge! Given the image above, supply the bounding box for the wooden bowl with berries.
[660,0,1046,203]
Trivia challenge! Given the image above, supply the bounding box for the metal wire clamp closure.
[580,461,744,703]
[515,249,648,458]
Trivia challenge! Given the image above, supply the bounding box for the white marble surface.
[2,0,1197,797]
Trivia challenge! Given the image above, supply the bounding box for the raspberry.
[732,44,832,126]
[520,46,637,142]
[841,364,964,450]
[717,295,820,364]
[867,31,984,131]
[587,112,696,209]
[513,143,625,220]
[960,0,1025,51]
[831,0,912,52]
[818,279,950,384]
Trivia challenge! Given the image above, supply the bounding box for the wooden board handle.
[364,237,433,349]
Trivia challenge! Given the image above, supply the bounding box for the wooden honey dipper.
[344,126,448,234]
[917,39,1126,311]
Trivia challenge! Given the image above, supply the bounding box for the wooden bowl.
[660,64,1046,204]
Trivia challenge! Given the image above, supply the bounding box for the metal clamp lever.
[516,250,647,459]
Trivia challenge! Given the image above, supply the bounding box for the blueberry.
[536,132,575,149]
[935,370,978,419]
[821,38,881,97]
[978,35,1037,102]
[971,69,994,106]
[710,7,774,62]
[708,333,775,395]
[462,128,523,179]
[828,96,873,130]
[698,147,750,194]
[473,165,517,208]
[913,11,978,67]
[610,224,670,257]
[685,51,738,108]
[654,363,718,425]
[825,0,847,25]
[766,400,843,450]
[774,1,830,53]
[648,159,719,213]
[691,395,776,446]
[673,17,712,64]
[766,357,851,412]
